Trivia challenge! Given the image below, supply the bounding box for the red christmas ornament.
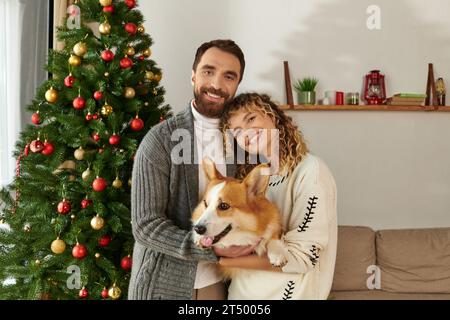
[81,198,92,209]
[120,57,133,69]
[101,287,109,299]
[92,133,100,142]
[125,0,136,9]
[92,177,107,192]
[109,134,121,145]
[137,55,145,61]
[98,148,104,154]
[72,243,88,259]
[30,140,44,153]
[121,255,132,271]
[130,117,144,131]
[64,74,75,88]
[160,116,165,123]
[98,235,112,247]
[73,96,86,110]
[31,112,41,125]
[24,144,30,156]
[93,91,103,100]
[57,199,71,215]
[85,113,93,121]
[101,49,115,62]
[124,22,137,35]
[41,141,55,156]
[92,113,99,120]
[103,5,114,13]
[79,287,88,298]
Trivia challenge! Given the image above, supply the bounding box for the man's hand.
[213,242,260,258]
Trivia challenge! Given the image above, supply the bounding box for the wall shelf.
[279,105,450,112]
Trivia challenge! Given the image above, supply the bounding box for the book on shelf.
[386,93,426,106]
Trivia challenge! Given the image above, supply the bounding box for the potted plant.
[294,77,318,105]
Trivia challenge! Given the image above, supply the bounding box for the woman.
[218,92,337,300]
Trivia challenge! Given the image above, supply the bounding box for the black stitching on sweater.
[297,196,318,232]
[268,173,289,188]
[282,280,295,300]
[309,245,320,266]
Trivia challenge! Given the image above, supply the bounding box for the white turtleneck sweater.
[191,101,227,289]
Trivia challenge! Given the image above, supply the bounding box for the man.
[128,39,253,300]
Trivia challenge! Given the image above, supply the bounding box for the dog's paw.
[267,239,288,267]
[268,251,288,267]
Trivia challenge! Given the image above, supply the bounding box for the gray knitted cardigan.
[128,105,236,300]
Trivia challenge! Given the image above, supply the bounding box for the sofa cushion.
[332,226,376,291]
[376,227,450,293]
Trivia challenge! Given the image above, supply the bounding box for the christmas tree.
[0,0,170,299]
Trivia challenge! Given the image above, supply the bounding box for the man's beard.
[193,86,231,118]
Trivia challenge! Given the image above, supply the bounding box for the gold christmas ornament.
[82,168,92,181]
[71,214,76,220]
[112,177,123,189]
[95,253,101,258]
[74,147,85,160]
[35,259,41,266]
[143,48,152,57]
[101,104,113,116]
[104,72,110,77]
[99,22,111,35]
[99,0,112,6]
[73,42,87,57]
[124,87,135,99]
[45,87,58,103]
[145,71,154,80]
[126,47,135,56]
[137,24,145,33]
[90,215,105,230]
[108,284,122,300]
[154,73,162,82]
[51,238,66,254]
[68,54,81,66]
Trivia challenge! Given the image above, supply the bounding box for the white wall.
[140,0,450,230]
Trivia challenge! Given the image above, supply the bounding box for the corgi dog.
[192,157,288,277]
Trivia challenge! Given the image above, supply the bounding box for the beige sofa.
[330,226,450,299]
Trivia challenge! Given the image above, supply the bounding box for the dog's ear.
[202,156,224,181]
[243,164,270,197]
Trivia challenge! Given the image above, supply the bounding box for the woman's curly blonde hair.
[220,92,309,179]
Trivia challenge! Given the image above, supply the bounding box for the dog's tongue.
[200,236,214,248]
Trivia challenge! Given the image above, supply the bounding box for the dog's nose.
[194,225,207,235]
